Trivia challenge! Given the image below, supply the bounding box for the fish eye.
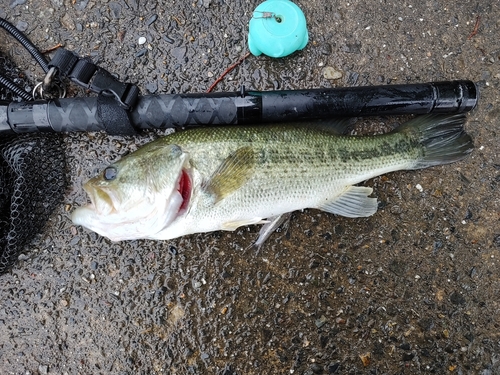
[103,166,117,181]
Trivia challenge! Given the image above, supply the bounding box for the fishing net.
[0,135,66,273]
[0,52,66,274]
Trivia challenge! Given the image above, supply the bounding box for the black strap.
[48,48,140,111]
[96,94,137,135]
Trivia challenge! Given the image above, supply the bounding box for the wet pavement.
[1,0,500,374]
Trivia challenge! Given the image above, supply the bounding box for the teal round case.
[248,0,308,58]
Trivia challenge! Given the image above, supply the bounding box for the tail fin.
[399,114,474,169]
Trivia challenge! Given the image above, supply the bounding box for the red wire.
[206,52,251,93]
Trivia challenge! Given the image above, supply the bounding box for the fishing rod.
[0,17,478,136]
[0,80,478,135]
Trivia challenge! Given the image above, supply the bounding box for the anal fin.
[319,186,378,218]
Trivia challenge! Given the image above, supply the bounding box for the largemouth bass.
[72,115,473,243]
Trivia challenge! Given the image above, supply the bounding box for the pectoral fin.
[319,186,378,218]
[205,146,255,203]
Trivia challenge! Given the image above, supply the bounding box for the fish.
[71,114,473,244]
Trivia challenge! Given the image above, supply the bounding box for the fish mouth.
[83,182,118,215]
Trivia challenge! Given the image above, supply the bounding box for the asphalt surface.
[1,0,499,374]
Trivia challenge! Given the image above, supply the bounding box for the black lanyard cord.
[0,17,50,101]
[0,17,49,72]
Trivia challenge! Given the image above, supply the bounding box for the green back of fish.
[156,124,421,186]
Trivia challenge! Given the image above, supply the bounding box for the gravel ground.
[1,0,499,374]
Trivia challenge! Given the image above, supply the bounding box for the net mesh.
[0,135,66,273]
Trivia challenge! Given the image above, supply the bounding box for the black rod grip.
[130,92,245,129]
[1,80,478,135]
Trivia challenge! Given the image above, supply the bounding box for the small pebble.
[138,36,147,45]
[328,363,340,373]
[108,2,122,18]
[347,71,359,85]
[390,205,402,215]
[359,352,371,367]
[402,352,415,361]
[310,363,323,374]
[146,82,157,94]
[263,273,271,284]
[469,267,477,278]
[171,46,187,61]
[168,245,178,255]
[135,48,148,57]
[75,0,89,11]
[15,20,28,31]
[323,67,343,80]
[320,43,332,55]
[342,42,362,54]
[493,234,500,247]
[315,315,328,328]
[60,13,75,30]
[18,253,29,261]
[10,0,27,8]
[163,35,175,44]
[146,14,158,26]
[450,291,466,305]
